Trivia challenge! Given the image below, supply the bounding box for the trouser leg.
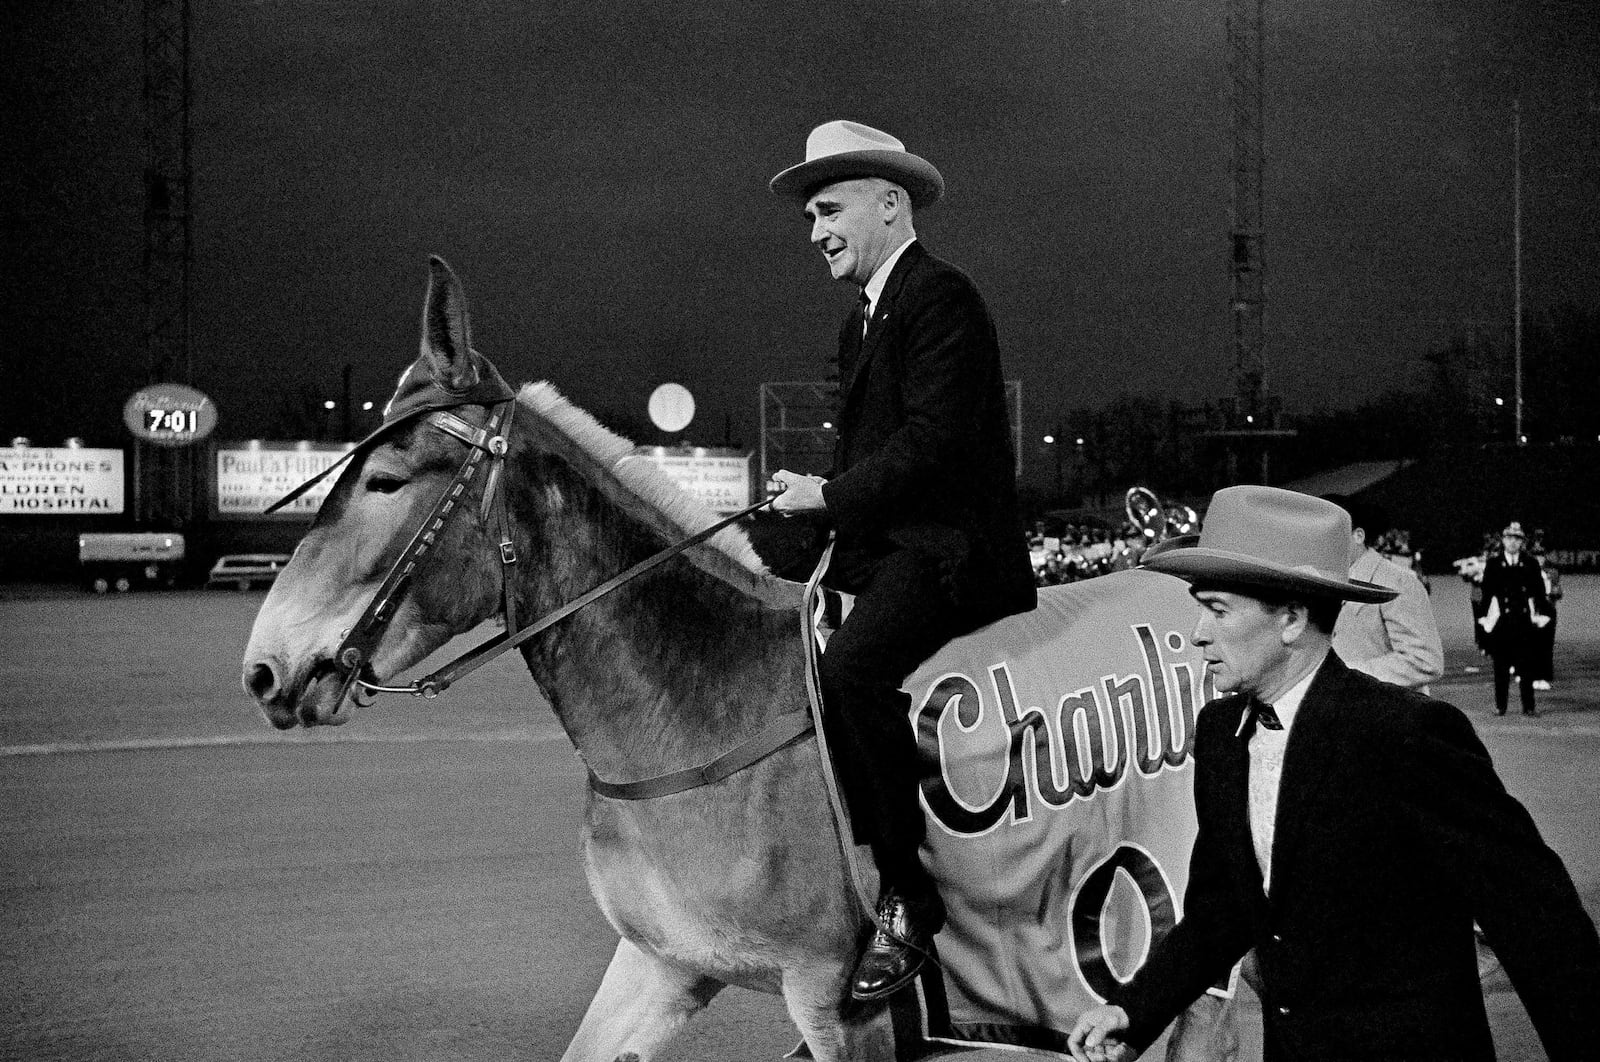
[1493,655,1511,714]
[1519,670,1537,714]
[818,549,959,908]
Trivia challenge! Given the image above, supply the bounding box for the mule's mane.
[518,383,797,603]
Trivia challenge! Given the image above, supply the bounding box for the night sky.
[5,0,1597,489]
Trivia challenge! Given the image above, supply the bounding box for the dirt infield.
[1,576,1596,1060]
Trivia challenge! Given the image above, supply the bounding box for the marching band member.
[1479,521,1552,716]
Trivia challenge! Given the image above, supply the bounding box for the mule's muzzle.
[243,655,357,728]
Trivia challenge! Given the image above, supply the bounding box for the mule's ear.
[419,255,481,393]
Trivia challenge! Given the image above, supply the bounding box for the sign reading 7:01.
[123,384,218,447]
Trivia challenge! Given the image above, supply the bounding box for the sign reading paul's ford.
[212,442,355,519]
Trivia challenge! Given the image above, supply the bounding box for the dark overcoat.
[1111,653,1600,1060]
[819,241,1035,628]
[1480,551,1551,670]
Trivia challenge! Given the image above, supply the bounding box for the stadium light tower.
[1228,0,1265,425]
[1213,0,1294,481]
[140,0,195,524]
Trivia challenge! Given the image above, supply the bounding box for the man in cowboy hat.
[1320,494,1443,692]
[1479,519,1552,716]
[767,119,1036,1001]
[1068,486,1600,1062]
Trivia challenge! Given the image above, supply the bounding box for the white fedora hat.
[1142,485,1397,603]
[769,120,944,209]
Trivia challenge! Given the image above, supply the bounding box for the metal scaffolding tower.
[141,0,195,523]
[1227,0,1265,424]
[1214,0,1294,482]
[758,381,1024,488]
[758,382,838,485]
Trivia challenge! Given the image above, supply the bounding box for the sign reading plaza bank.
[0,446,126,514]
[634,447,753,516]
[213,442,355,519]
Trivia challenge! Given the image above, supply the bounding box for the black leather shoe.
[851,892,937,1002]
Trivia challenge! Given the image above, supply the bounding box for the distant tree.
[589,405,657,447]
[1524,303,1600,444]
[266,387,325,440]
[1422,330,1508,450]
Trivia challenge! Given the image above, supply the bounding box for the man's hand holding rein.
[771,470,827,515]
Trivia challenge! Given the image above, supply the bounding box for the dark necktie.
[859,290,872,337]
[1243,695,1283,735]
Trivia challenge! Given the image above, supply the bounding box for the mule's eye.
[365,474,407,494]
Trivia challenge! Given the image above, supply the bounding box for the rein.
[332,399,802,799]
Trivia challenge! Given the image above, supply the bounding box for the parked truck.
[77,532,186,593]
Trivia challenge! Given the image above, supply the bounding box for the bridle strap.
[332,400,512,717]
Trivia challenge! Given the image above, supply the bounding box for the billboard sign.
[213,442,355,519]
[0,446,125,514]
[634,446,752,516]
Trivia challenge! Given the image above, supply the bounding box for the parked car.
[206,553,292,591]
[79,532,186,593]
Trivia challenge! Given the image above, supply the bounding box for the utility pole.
[1513,97,1524,445]
[342,364,353,440]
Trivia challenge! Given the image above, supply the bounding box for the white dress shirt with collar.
[1249,662,1320,891]
[861,237,917,324]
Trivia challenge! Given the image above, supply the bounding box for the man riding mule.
[241,256,1243,1060]
[769,119,1037,1002]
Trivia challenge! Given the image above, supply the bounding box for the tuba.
[1125,487,1168,542]
[1126,486,1200,543]
[1165,501,1200,536]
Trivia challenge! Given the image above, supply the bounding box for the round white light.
[648,383,695,433]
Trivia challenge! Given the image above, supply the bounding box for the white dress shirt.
[861,237,917,325]
[1248,663,1320,891]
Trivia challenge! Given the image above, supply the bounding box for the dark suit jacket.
[820,241,1035,628]
[1111,652,1600,1061]
[1481,551,1551,665]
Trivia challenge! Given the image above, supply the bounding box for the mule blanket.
[900,568,1220,1056]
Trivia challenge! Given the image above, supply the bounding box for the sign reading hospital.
[634,446,752,515]
[214,443,354,518]
[0,446,125,514]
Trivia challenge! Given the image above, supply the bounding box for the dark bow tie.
[1239,695,1283,737]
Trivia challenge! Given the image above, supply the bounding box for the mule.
[242,258,1235,1062]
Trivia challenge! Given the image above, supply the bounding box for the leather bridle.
[330,398,520,719]
[317,398,807,800]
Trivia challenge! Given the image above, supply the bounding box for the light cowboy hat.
[1141,485,1398,603]
[1500,521,1527,538]
[769,120,944,209]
